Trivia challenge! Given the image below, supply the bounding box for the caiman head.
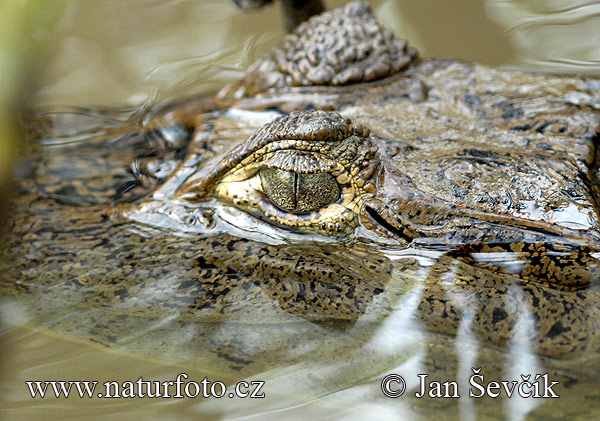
[133,1,600,288]
[171,108,600,287]
[171,1,421,239]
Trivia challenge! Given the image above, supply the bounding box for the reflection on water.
[2,0,600,420]
[488,0,600,73]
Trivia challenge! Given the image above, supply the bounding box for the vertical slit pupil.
[293,173,299,209]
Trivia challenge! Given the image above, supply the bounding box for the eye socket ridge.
[259,167,340,213]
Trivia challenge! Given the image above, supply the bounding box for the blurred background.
[9,0,600,108]
[0,1,59,230]
[0,1,598,418]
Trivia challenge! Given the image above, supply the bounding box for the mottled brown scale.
[2,0,600,389]
[218,1,418,99]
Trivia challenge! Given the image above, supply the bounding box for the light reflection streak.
[503,285,543,421]
[437,259,480,421]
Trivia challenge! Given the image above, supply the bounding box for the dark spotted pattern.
[1,1,600,402]
[219,1,418,98]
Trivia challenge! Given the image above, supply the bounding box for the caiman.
[2,2,600,416]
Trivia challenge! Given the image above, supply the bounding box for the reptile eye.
[259,167,340,213]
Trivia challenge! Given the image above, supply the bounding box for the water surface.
[2,1,600,420]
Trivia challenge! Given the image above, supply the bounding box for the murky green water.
[1,1,600,420]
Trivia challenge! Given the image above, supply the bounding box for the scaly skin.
[222,1,418,97]
[177,111,378,235]
[2,2,600,394]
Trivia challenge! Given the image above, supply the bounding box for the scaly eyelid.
[219,148,337,184]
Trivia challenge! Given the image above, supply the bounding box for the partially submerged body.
[2,2,600,411]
